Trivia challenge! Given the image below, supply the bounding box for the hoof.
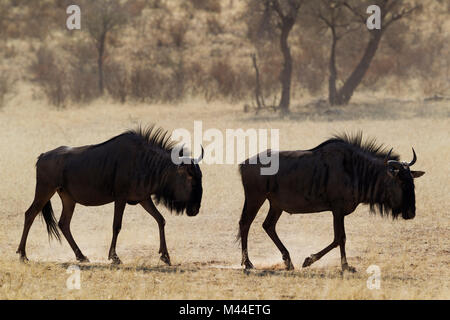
[342,264,356,273]
[302,255,315,268]
[284,259,294,270]
[109,254,122,265]
[242,260,254,270]
[17,249,28,263]
[160,253,171,266]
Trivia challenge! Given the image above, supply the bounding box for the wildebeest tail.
[235,199,247,243]
[41,200,61,242]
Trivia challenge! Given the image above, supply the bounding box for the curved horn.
[178,143,186,156]
[196,145,204,163]
[384,148,393,165]
[408,147,417,167]
[177,143,192,164]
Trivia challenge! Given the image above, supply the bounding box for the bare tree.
[83,0,129,94]
[0,1,11,43]
[312,1,358,105]
[316,0,421,105]
[246,0,305,114]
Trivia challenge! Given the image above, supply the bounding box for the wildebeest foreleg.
[302,212,355,272]
[338,220,356,272]
[263,205,293,270]
[57,191,89,263]
[140,199,171,266]
[108,200,126,264]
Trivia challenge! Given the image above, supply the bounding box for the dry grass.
[0,93,449,299]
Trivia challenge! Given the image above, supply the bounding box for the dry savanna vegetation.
[0,98,449,299]
[0,0,449,300]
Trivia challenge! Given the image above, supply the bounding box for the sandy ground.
[0,95,449,299]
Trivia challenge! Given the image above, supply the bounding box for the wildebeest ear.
[411,170,425,178]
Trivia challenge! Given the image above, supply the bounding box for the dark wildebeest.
[17,126,203,265]
[238,133,425,272]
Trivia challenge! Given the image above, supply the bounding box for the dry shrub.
[206,16,223,35]
[206,60,237,100]
[125,57,252,103]
[258,56,282,98]
[28,47,68,108]
[295,35,327,95]
[66,42,99,104]
[171,59,186,101]
[129,67,156,102]
[105,62,128,103]
[190,0,221,13]
[169,21,189,49]
[185,61,207,96]
[128,64,185,103]
[2,1,64,40]
[362,57,398,90]
[205,59,253,101]
[29,44,100,107]
[0,72,15,109]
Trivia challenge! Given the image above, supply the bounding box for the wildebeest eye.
[388,167,399,177]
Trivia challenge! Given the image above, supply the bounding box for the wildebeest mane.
[310,132,401,218]
[332,132,401,218]
[125,125,190,215]
[125,125,177,153]
[312,131,400,161]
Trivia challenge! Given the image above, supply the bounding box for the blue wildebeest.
[238,133,425,272]
[17,126,203,265]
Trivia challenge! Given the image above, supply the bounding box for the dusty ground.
[0,94,449,299]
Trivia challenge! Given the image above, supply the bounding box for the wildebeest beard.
[334,133,402,219]
[151,167,200,215]
[152,182,191,215]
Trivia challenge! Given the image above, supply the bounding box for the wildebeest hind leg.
[238,195,265,269]
[263,205,293,270]
[140,199,171,266]
[57,191,89,263]
[16,183,56,262]
[108,200,126,264]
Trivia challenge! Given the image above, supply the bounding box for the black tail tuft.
[42,200,61,242]
[235,199,247,243]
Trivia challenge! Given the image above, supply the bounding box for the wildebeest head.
[173,147,204,216]
[384,148,425,220]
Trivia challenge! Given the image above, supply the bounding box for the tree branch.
[384,4,421,28]
[271,0,285,19]
[341,1,366,24]
[317,11,333,29]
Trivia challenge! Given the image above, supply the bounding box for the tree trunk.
[97,32,106,95]
[335,30,383,105]
[328,29,338,105]
[278,17,295,115]
[251,53,264,111]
